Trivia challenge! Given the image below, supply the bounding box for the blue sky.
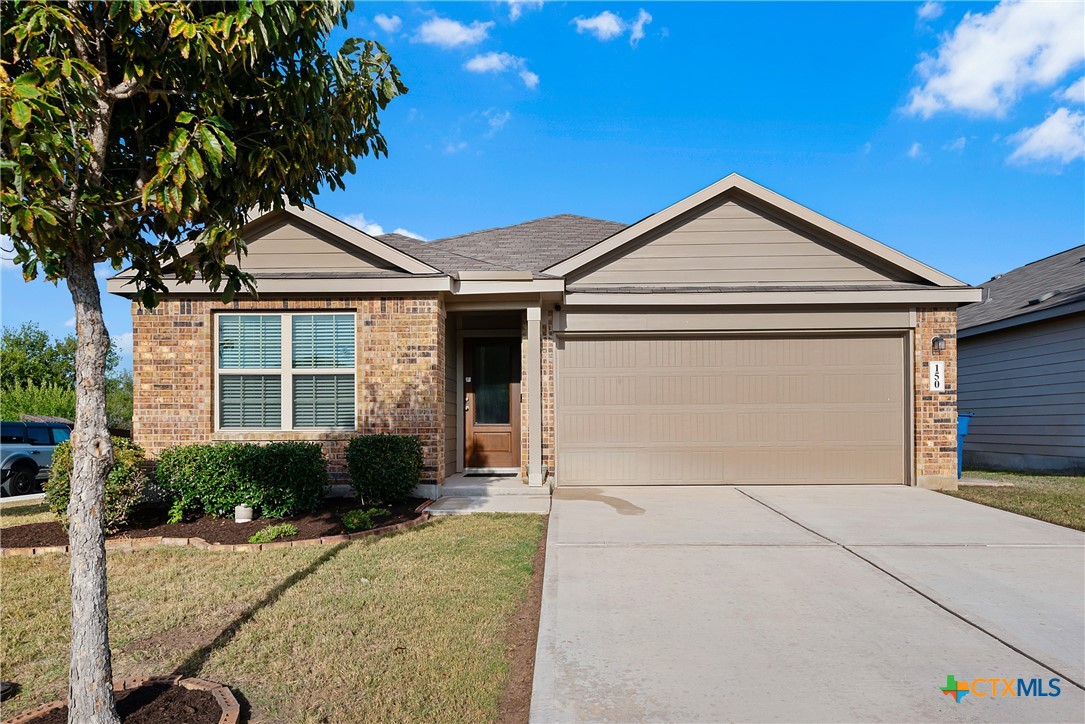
[3,0,1083,368]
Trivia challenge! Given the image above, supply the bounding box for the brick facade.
[132,295,446,484]
[913,307,958,489]
[518,308,557,482]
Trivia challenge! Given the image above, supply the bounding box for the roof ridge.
[429,213,624,245]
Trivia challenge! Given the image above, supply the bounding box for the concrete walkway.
[530,486,1085,723]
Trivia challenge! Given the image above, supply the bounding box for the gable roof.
[543,174,966,288]
[958,244,1085,334]
[414,214,626,275]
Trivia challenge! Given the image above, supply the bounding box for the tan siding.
[239,217,398,273]
[959,313,1085,470]
[563,308,912,333]
[556,335,906,485]
[574,200,900,288]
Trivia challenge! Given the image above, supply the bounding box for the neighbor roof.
[958,244,1085,333]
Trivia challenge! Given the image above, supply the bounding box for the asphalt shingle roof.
[380,214,626,275]
[958,244,1085,330]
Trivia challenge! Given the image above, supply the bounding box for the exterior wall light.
[932,336,946,352]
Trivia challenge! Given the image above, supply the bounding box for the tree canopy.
[1,321,119,388]
[2,0,406,307]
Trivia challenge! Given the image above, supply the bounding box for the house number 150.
[929,361,946,392]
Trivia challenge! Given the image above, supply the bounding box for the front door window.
[474,342,511,424]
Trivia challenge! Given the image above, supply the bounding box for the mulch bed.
[1,498,427,550]
[496,516,548,724]
[29,684,219,724]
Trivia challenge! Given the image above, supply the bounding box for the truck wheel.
[9,465,37,496]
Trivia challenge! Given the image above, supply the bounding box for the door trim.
[464,336,522,469]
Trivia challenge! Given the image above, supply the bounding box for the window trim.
[213,311,357,433]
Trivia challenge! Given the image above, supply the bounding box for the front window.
[216,312,356,430]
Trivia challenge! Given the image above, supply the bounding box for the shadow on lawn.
[171,542,348,680]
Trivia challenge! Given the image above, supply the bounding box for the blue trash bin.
[957,413,975,479]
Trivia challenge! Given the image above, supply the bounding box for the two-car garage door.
[556,335,907,485]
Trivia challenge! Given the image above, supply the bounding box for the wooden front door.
[464,337,521,468]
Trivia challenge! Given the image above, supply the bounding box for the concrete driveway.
[530,486,1085,723]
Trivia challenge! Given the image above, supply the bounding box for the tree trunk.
[64,254,120,724]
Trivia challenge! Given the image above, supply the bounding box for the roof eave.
[958,298,1085,339]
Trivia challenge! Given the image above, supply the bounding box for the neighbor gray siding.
[958,312,1085,474]
[572,200,900,288]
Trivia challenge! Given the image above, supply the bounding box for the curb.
[1,510,432,557]
[3,676,240,724]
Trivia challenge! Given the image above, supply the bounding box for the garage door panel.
[557,335,906,486]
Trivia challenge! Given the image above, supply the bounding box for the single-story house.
[107,174,982,492]
[957,245,1085,474]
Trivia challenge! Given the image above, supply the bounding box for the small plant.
[248,523,298,544]
[345,434,422,505]
[342,507,390,532]
[44,438,148,533]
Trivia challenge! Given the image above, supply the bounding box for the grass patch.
[1,514,544,723]
[0,500,55,529]
[946,470,1085,531]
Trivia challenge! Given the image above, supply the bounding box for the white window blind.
[292,314,355,368]
[216,312,355,431]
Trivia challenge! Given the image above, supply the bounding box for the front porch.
[425,472,552,515]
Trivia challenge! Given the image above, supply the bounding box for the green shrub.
[342,507,390,532]
[0,381,76,421]
[155,442,327,523]
[345,434,422,505]
[44,438,148,533]
[248,523,298,544]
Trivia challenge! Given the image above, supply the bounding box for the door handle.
[464,395,470,412]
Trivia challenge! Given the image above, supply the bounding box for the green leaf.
[184,149,205,178]
[198,125,223,171]
[10,101,31,129]
[175,111,196,124]
[13,73,42,99]
[169,17,187,37]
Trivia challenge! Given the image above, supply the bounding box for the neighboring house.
[957,246,1085,474]
[107,174,982,492]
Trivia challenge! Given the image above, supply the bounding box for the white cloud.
[415,17,493,48]
[483,109,511,137]
[342,213,385,236]
[573,8,653,47]
[465,52,520,73]
[392,228,427,241]
[505,0,543,22]
[943,136,967,151]
[1008,107,1085,165]
[519,70,540,89]
[374,14,402,34]
[112,332,134,355]
[907,1,1085,118]
[629,9,652,47]
[916,1,944,22]
[0,235,16,270]
[1057,77,1085,104]
[464,52,539,89]
[65,317,75,327]
[861,141,872,155]
[444,140,469,155]
[573,11,625,41]
[907,141,925,158]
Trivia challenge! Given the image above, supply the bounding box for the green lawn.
[1,514,544,723]
[945,470,1085,531]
